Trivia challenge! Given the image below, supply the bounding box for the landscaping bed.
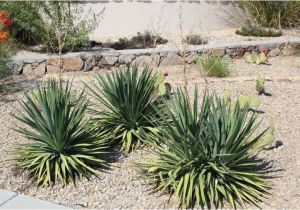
[0,55,300,208]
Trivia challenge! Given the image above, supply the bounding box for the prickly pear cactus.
[154,72,171,97]
[245,52,268,65]
[238,95,261,109]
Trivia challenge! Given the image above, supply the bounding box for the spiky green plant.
[12,78,110,186]
[198,56,230,77]
[138,88,271,208]
[87,66,164,152]
[256,75,265,95]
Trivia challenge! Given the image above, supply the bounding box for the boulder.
[46,58,61,67]
[33,62,46,76]
[83,56,97,71]
[7,61,23,75]
[281,45,295,56]
[268,48,281,57]
[132,55,152,67]
[99,56,119,66]
[159,52,184,66]
[211,48,225,57]
[119,54,136,64]
[63,57,84,71]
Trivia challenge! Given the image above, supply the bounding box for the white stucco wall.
[85,0,245,41]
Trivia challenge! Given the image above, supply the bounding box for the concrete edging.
[0,189,70,209]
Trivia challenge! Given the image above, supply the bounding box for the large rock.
[63,57,84,71]
[119,54,136,64]
[7,61,23,75]
[99,56,119,66]
[23,61,46,76]
[22,64,34,75]
[281,45,295,56]
[132,55,159,66]
[46,58,61,67]
[211,48,225,57]
[33,62,46,76]
[268,48,280,57]
[159,52,184,66]
[83,56,97,71]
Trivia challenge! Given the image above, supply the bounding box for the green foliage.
[242,1,300,28]
[256,75,265,95]
[236,26,282,37]
[198,56,230,77]
[184,33,208,45]
[0,1,45,45]
[0,1,100,52]
[87,66,164,153]
[12,78,110,186]
[0,63,8,78]
[138,88,270,208]
[245,52,268,65]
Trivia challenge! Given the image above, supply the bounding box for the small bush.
[0,11,16,79]
[12,78,110,186]
[242,1,300,28]
[0,1,100,52]
[198,56,230,77]
[87,66,164,152]
[184,34,208,45]
[138,88,270,208]
[105,31,168,50]
[0,2,45,45]
[236,26,282,37]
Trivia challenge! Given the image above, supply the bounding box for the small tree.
[33,1,103,73]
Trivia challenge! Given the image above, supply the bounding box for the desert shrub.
[12,78,110,186]
[184,34,208,45]
[236,26,282,37]
[0,1,100,52]
[0,11,15,79]
[138,88,270,208]
[105,31,168,50]
[0,1,45,45]
[198,55,230,77]
[242,1,300,28]
[87,66,164,152]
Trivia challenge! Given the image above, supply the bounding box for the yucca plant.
[87,66,164,152]
[137,88,271,208]
[12,78,110,186]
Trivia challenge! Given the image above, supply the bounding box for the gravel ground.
[0,55,300,208]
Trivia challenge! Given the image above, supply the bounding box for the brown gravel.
[0,55,300,208]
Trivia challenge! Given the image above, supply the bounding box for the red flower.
[3,18,13,26]
[0,11,8,20]
[0,31,9,41]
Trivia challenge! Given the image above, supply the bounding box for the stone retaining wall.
[9,39,300,76]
